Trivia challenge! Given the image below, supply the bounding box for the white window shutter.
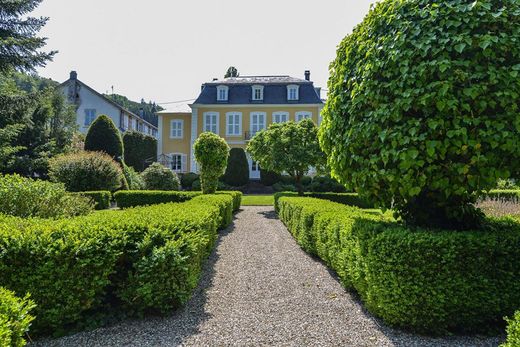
[181,154,187,172]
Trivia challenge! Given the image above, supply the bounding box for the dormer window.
[252,85,264,101]
[217,85,229,101]
[287,85,299,101]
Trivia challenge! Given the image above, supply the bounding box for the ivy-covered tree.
[194,132,229,194]
[247,119,324,196]
[321,0,520,229]
[84,115,124,161]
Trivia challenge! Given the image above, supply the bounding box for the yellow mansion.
[157,71,323,179]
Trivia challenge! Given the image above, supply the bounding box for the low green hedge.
[0,287,35,347]
[503,311,520,347]
[277,196,520,334]
[114,190,199,208]
[216,191,242,212]
[0,194,234,336]
[274,192,372,211]
[483,190,520,203]
[77,191,111,210]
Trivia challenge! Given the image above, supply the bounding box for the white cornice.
[190,103,322,109]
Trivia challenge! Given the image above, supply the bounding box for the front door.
[247,155,261,180]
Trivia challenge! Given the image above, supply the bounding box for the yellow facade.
[158,104,322,174]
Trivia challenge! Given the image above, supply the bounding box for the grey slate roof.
[194,76,323,105]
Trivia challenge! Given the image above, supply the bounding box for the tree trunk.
[295,174,304,196]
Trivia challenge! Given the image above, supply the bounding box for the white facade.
[60,71,158,137]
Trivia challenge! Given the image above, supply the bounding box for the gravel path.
[34,206,502,347]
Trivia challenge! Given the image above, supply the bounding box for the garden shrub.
[260,169,280,186]
[76,191,111,210]
[0,174,93,218]
[191,178,201,191]
[0,194,234,335]
[272,183,297,193]
[277,196,520,334]
[273,192,372,212]
[48,151,124,192]
[84,115,123,161]
[123,163,145,190]
[122,131,157,172]
[114,190,198,208]
[141,162,180,190]
[194,132,230,194]
[216,191,242,212]
[221,148,249,187]
[0,288,35,347]
[180,172,199,190]
[503,311,520,347]
[309,175,346,193]
[321,0,520,229]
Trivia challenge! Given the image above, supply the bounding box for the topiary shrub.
[0,174,93,218]
[141,162,180,190]
[123,163,145,190]
[0,287,35,347]
[84,115,124,161]
[503,311,520,347]
[76,191,112,210]
[194,132,230,194]
[260,169,280,186]
[123,131,157,172]
[180,172,199,190]
[49,151,124,192]
[321,0,520,229]
[222,148,249,187]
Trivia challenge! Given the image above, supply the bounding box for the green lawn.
[242,195,274,206]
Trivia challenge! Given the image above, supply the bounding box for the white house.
[60,71,158,137]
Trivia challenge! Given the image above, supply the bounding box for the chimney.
[70,71,78,80]
[304,70,310,81]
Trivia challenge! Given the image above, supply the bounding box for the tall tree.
[224,66,239,78]
[0,0,56,73]
[247,119,325,195]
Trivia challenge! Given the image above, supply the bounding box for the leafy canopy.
[320,0,520,229]
[194,132,230,194]
[247,119,324,195]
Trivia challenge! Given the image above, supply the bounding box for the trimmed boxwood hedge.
[503,311,520,347]
[276,196,520,334]
[0,287,35,346]
[76,191,111,210]
[0,194,234,336]
[114,190,199,208]
[115,190,242,211]
[273,192,373,211]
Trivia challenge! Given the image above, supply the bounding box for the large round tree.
[321,0,520,229]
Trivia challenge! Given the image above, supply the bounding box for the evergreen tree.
[0,0,56,73]
[224,66,239,78]
[84,115,124,161]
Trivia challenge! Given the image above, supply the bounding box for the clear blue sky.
[33,0,377,104]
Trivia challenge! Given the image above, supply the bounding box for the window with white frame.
[170,119,183,138]
[287,85,299,101]
[296,111,312,122]
[252,85,264,101]
[226,112,242,136]
[84,109,96,126]
[272,112,289,124]
[217,85,229,101]
[250,112,266,136]
[204,112,219,134]
[169,153,186,172]
[123,114,129,129]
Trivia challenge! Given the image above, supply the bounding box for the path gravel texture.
[34,206,502,347]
